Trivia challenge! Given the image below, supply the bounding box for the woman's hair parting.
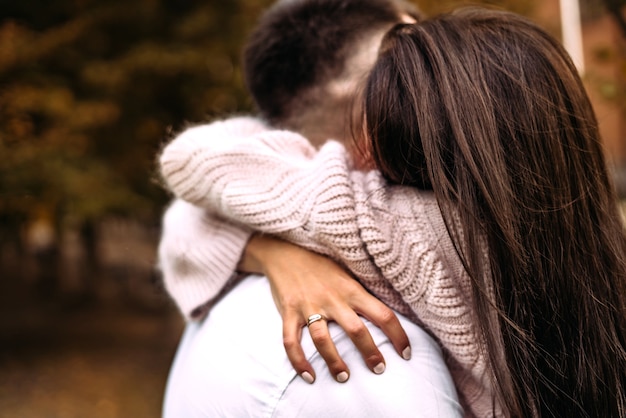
[364,7,626,417]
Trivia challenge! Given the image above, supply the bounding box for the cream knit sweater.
[158,116,500,417]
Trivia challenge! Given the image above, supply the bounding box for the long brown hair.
[364,8,626,417]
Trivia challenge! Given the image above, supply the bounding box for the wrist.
[237,234,271,274]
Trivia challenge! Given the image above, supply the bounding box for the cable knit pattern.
[158,117,500,417]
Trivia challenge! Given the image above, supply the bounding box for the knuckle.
[281,299,300,314]
[327,358,345,372]
[309,327,331,344]
[283,336,299,352]
[345,321,368,340]
[377,306,397,326]
[365,352,383,366]
[291,360,308,373]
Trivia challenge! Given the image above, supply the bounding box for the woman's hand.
[238,234,412,384]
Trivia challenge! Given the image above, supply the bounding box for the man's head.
[243,0,421,145]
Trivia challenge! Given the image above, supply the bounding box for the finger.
[307,319,350,383]
[283,314,316,384]
[356,298,412,361]
[333,310,386,374]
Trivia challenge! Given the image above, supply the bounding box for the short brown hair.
[243,0,420,126]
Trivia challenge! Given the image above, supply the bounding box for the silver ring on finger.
[307,313,324,327]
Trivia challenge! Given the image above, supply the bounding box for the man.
[160,0,461,416]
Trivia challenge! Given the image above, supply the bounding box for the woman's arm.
[159,118,410,376]
[159,117,418,317]
[159,117,449,380]
[158,197,412,381]
[238,234,411,383]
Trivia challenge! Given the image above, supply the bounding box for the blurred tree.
[0,0,539,288]
[0,0,273,262]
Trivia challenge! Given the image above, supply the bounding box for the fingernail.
[301,371,314,384]
[402,346,412,360]
[336,371,349,383]
[373,362,385,374]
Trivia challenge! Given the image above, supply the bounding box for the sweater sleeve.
[157,199,252,320]
[157,117,270,320]
[159,119,423,317]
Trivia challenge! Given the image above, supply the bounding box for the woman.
[360,9,626,416]
[159,8,626,417]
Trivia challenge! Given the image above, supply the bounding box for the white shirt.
[163,275,462,417]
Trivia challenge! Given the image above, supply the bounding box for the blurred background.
[0,0,624,416]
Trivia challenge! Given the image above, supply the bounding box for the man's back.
[163,274,462,417]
